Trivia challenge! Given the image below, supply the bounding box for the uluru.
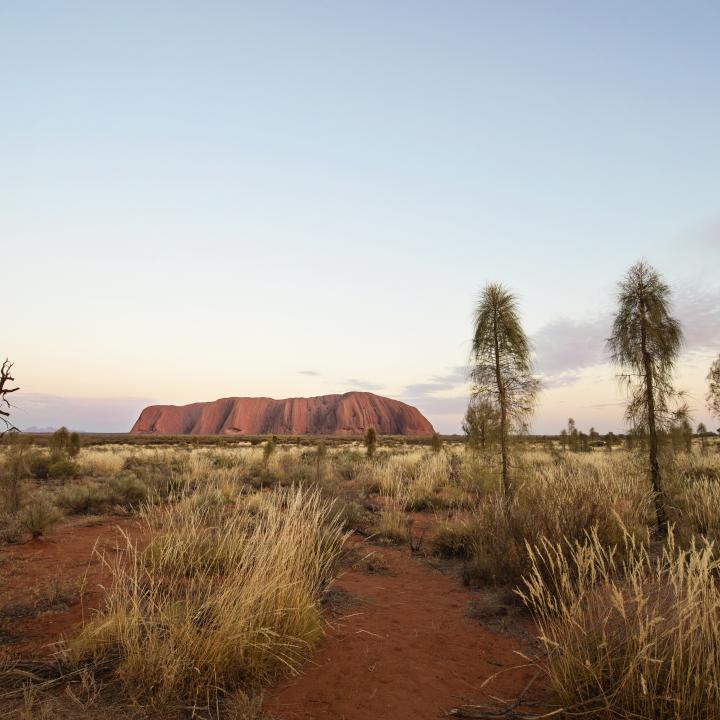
[130,392,435,436]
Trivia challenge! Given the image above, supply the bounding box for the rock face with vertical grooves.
[130,392,434,436]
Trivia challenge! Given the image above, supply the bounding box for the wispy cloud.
[400,366,468,398]
[674,286,720,351]
[346,378,384,392]
[531,284,720,383]
[397,366,470,433]
[533,316,608,377]
[298,370,320,376]
[541,372,584,389]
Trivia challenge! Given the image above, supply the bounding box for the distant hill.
[131,392,434,436]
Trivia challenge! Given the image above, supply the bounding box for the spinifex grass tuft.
[71,485,348,711]
[521,529,720,720]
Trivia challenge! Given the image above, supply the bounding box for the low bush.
[0,441,27,513]
[19,496,62,538]
[47,458,80,479]
[428,517,477,558]
[0,512,22,543]
[243,465,280,489]
[336,499,369,530]
[28,451,51,479]
[57,483,111,514]
[109,473,149,508]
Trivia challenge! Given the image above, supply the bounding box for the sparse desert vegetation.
[1,432,720,718]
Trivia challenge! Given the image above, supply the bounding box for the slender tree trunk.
[640,307,668,537]
[493,309,510,496]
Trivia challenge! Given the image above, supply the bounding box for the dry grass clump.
[428,516,477,558]
[360,450,451,511]
[372,506,409,545]
[521,530,720,720]
[672,451,720,483]
[70,485,348,711]
[672,479,720,545]
[465,452,652,584]
[78,449,127,477]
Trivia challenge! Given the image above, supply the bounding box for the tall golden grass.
[71,485,348,711]
[521,529,720,719]
[4,438,720,717]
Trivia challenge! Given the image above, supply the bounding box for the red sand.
[1,520,543,719]
[0,517,142,656]
[264,540,541,720]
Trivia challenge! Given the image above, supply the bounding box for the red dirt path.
[1,519,543,719]
[264,539,541,720]
[0,516,142,657]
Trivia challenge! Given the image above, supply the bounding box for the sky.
[2,1,719,434]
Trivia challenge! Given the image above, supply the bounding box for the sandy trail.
[265,539,540,720]
[0,516,141,656]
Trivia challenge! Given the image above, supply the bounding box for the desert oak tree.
[462,396,500,451]
[707,354,720,423]
[608,261,684,536]
[470,283,539,496]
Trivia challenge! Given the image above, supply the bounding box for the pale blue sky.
[3,2,719,433]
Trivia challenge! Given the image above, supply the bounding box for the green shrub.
[68,432,81,457]
[109,473,149,508]
[364,427,378,458]
[123,455,186,499]
[58,483,111,514]
[0,440,28,513]
[47,458,80,478]
[19,497,62,538]
[428,518,476,558]
[262,437,276,466]
[334,453,363,482]
[49,426,71,454]
[430,433,443,453]
[337,500,368,530]
[244,465,280,489]
[28,451,51,479]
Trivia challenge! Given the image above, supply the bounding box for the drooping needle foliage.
[707,353,720,423]
[470,283,539,495]
[607,260,684,535]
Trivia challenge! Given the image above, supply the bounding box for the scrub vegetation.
[1,436,719,718]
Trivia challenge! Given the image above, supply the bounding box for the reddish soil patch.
[0,516,143,657]
[264,539,542,720]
